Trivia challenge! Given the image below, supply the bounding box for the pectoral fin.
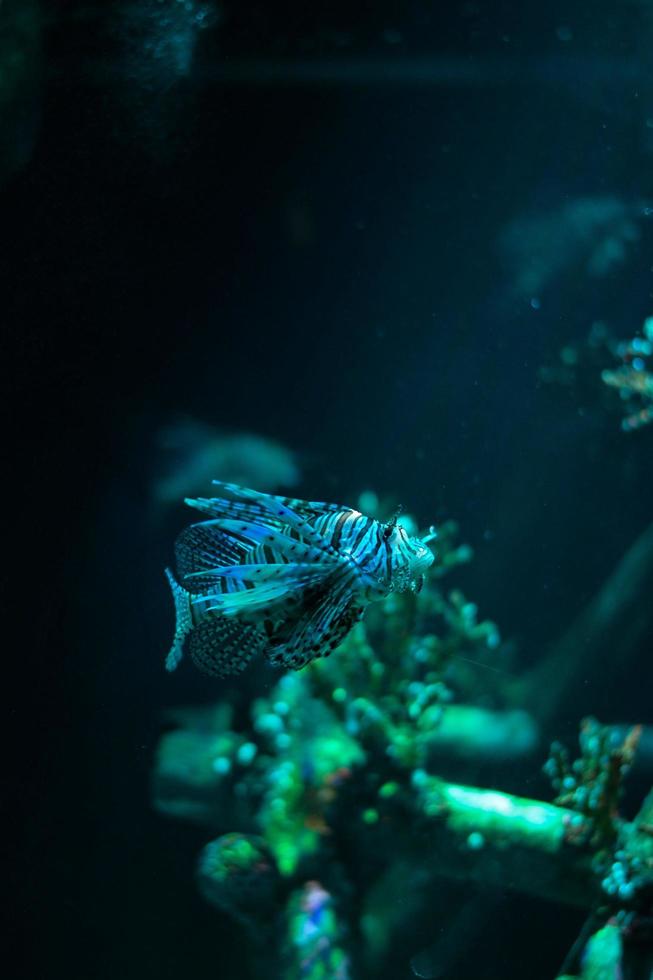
[188,616,268,678]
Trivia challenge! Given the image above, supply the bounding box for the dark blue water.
[6,3,653,978]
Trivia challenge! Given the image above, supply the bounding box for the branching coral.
[600,319,653,431]
[541,317,653,432]
[152,513,652,978]
[545,725,653,980]
[544,719,641,853]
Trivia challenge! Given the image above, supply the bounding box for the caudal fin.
[164,568,193,671]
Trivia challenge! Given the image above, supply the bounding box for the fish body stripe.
[166,481,435,677]
[330,510,351,551]
[313,510,390,584]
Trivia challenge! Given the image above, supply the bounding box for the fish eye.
[383,505,404,541]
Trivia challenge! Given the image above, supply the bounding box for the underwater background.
[5,1,653,978]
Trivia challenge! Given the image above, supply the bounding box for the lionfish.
[165,481,436,677]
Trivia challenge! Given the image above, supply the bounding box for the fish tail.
[164,567,193,671]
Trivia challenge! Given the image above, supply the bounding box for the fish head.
[384,522,435,593]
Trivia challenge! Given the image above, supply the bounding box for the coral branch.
[153,511,652,977]
[281,881,352,980]
[411,772,597,907]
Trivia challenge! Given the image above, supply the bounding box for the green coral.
[282,882,351,980]
[197,833,281,929]
[153,510,652,977]
[544,718,641,847]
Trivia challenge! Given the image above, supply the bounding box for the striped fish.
[165,481,436,677]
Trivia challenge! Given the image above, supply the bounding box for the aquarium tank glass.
[6,2,653,979]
